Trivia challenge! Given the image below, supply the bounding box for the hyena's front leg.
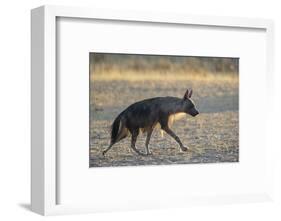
[162,126,188,151]
[145,129,153,155]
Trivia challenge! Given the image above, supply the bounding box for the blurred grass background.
[90,53,239,82]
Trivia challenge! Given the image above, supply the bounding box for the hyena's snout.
[188,107,199,117]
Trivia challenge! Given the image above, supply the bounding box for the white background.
[0,0,281,220]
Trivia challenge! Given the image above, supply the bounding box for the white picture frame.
[31,5,274,216]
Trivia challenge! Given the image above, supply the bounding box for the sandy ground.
[90,78,239,167]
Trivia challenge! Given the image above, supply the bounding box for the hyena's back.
[119,96,183,131]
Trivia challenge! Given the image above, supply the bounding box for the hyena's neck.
[168,97,185,114]
[166,98,187,127]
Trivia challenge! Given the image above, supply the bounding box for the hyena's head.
[182,89,199,117]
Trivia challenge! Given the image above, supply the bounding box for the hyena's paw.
[180,146,189,152]
[134,151,149,157]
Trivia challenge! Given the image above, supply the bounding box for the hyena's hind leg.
[130,129,147,156]
[145,128,153,155]
[102,143,114,156]
[102,127,128,156]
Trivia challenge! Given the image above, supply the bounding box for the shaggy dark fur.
[102,89,199,156]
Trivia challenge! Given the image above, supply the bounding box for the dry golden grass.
[90,70,238,83]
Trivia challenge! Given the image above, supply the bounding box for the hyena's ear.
[188,89,193,98]
[184,89,193,99]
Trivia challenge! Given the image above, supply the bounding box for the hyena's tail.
[110,114,127,144]
[103,113,128,156]
[110,115,121,144]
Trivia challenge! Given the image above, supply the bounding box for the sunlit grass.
[91,70,238,83]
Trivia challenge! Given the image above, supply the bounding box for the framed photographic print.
[31,5,274,215]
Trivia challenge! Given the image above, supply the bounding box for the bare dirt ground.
[90,77,239,167]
